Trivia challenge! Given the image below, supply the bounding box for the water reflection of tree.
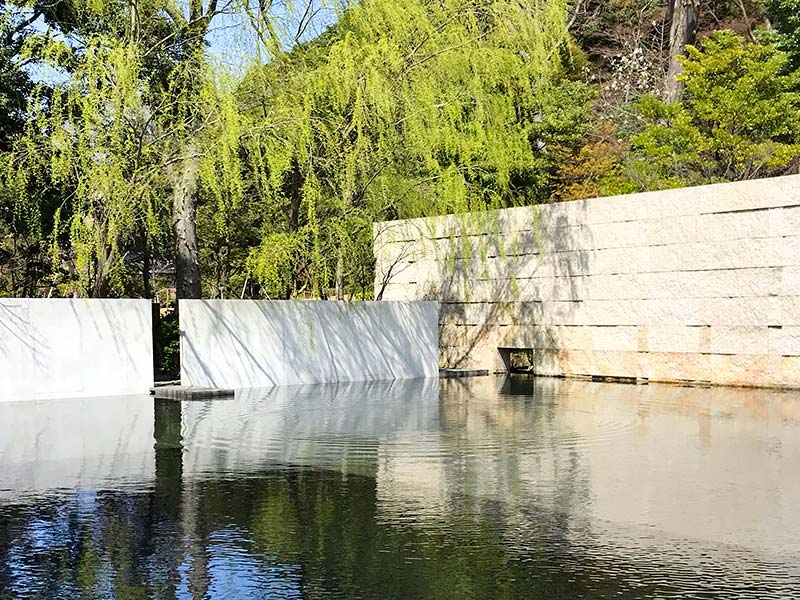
[13,379,784,598]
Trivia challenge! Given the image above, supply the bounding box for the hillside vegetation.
[1,0,798,299]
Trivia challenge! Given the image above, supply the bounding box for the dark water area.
[1,376,799,599]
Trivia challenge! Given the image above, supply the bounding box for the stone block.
[584,209,772,249]
[534,348,644,379]
[700,297,780,327]
[587,246,650,275]
[527,301,583,326]
[584,193,650,224]
[439,323,510,350]
[427,232,539,262]
[440,344,475,369]
[642,209,773,247]
[710,354,780,387]
[783,235,800,266]
[781,296,800,325]
[778,356,800,387]
[522,252,577,280]
[589,326,639,352]
[642,352,712,383]
[781,266,800,295]
[645,326,704,354]
[768,326,800,356]
[772,205,800,237]
[440,302,494,325]
[586,350,645,378]
[703,175,800,214]
[373,239,430,267]
[377,282,420,302]
[510,199,589,232]
[495,324,536,348]
[515,276,587,302]
[524,325,590,350]
[586,220,648,250]
[535,349,595,377]
[648,237,783,273]
[584,273,643,300]
[440,301,548,326]
[709,326,770,355]
[645,268,780,300]
[528,224,594,256]
[582,299,647,325]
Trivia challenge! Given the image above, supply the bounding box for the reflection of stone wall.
[180,300,439,388]
[0,298,153,401]
[374,175,800,387]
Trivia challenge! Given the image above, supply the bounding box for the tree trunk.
[142,234,152,299]
[171,142,202,299]
[334,192,352,301]
[335,252,344,300]
[92,242,117,298]
[286,163,302,299]
[664,0,699,104]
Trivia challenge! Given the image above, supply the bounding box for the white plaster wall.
[180,300,439,388]
[0,299,153,402]
[374,175,800,387]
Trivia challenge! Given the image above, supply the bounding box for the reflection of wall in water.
[3,374,798,559]
[178,378,441,479]
[0,395,155,500]
[375,376,594,526]
[374,376,800,556]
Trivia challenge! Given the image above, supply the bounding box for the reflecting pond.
[1,375,799,598]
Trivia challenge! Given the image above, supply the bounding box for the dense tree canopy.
[1,0,799,299]
[633,31,800,184]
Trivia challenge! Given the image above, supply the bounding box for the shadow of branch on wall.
[375,201,591,374]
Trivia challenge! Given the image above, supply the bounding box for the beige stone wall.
[374,175,800,387]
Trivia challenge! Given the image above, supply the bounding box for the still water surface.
[1,375,799,599]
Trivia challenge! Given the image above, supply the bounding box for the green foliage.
[6,35,167,296]
[5,1,800,301]
[1,1,236,297]
[156,306,180,377]
[549,123,637,200]
[764,0,800,68]
[632,30,800,184]
[241,0,585,297]
[0,3,34,150]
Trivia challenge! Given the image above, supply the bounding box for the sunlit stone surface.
[1,375,799,597]
[374,174,800,386]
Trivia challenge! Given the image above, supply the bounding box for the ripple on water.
[1,375,799,598]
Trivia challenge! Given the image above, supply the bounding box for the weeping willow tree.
[239,0,578,299]
[1,0,581,299]
[0,36,166,297]
[0,0,241,297]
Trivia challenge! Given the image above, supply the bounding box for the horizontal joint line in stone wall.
[702,203,800,216]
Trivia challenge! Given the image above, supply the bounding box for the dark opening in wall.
[497,348,535,374]
[152,302,180,383]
